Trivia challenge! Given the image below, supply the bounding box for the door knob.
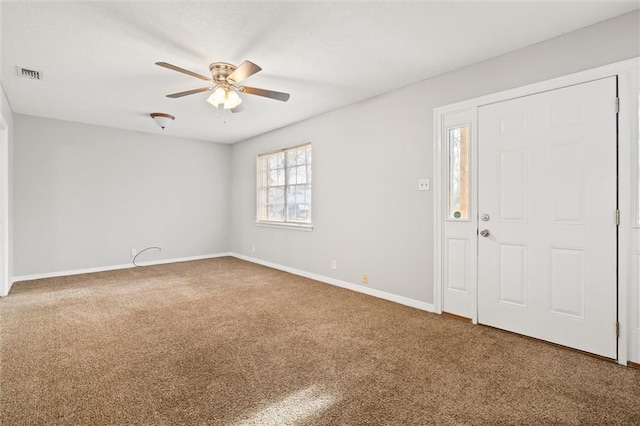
[480,229,491,238]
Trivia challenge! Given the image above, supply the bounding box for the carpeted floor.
[1,257,639,425]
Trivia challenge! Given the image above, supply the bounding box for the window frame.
[256,143,313,230]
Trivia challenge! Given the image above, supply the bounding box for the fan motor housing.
[209,62,237,83]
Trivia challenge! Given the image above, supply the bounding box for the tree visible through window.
[257,144,312,225]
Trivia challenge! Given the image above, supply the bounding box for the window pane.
[286,185,302,203]
[296,166,307,184]
[267,203,284,221]
[448,126,469,220]
[268,153,284,169]
[286,204,310,221]
[277,168,285,186]
[288,148,306,166]
[268,187,284,203]
[287,184,310,222]
[288,166,297,185]
[268,168,278,186]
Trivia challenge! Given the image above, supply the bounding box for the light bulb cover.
[150,112,175,129]
[225,90,242,109]
[207,86,228,106]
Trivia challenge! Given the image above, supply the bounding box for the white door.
[477,77,617,358]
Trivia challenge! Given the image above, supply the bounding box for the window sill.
[255,221,314,232]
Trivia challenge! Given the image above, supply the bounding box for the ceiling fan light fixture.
[150,112,175,129]
[157,60,289,112]
[206,86,243,109]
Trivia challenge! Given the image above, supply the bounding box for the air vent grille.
[17,67,42,80]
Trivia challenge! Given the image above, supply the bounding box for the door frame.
[433,57,639,365]
[0,113,8,297]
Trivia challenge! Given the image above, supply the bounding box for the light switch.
[418,178,430,191]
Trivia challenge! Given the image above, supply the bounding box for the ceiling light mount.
[150,112,175,129]
[209,62,237,83]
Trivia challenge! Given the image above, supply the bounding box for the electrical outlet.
[362,274,368,284]
[331,260,337,270]
[418,178,430,191]
[131,248,137,257]
[251,244,256,252]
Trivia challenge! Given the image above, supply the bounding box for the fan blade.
[239,86,290,102]
[166,87,213,98]
[231,104,245,113]
[156,62,211,81]
[228,61,262,84]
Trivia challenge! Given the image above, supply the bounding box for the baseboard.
[230,253,435,313]
[11,252,232,284]
[11,253,437,315]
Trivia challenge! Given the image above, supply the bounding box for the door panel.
[498,243,528,307]
[478,77,617,358]
[442,109,477,318]
[498,149,528,222]
[446,238,470,293]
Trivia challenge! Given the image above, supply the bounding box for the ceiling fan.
[156,60,290,113]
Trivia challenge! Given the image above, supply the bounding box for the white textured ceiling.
[2,1,638,144]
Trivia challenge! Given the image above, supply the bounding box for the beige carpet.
[1,257,639,425]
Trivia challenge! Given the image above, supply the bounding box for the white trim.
[433,107,443,314]
[469,110,479,325]
[618,67,640,365]
[255,221,313,231]
[11,252,231,284]
[231,252,435,313]
[0,114,9,297]
[434,56,640,365]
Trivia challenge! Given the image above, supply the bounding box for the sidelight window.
[448,125,470,220]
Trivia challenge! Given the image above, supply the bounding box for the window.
[448,125,470,220]
[257,144,312,226]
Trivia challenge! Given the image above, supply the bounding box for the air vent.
[16,67,42,80]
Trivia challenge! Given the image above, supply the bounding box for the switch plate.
[418,179,430,191]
